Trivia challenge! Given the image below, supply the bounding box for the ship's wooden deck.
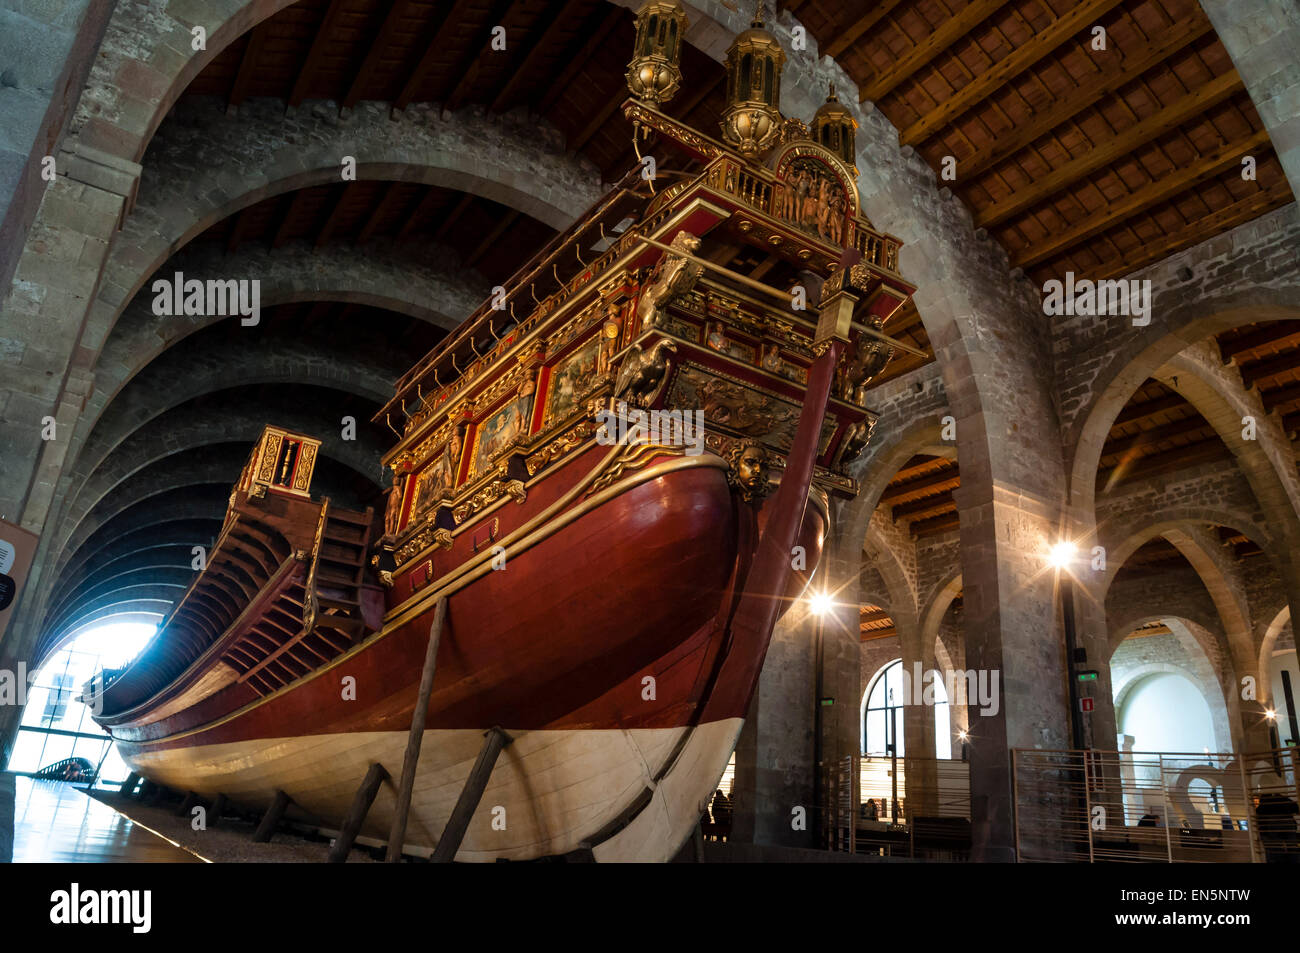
[3,775,203,863]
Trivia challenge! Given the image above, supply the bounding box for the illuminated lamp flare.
[1048,540,1078,571]
[807,591,834,616]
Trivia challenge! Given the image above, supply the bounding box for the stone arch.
[862,515,919,631]
[1096,515,1269,603]
[919,571,963,666]
[68,334,396,510]
[92,98,595,345]
[921,571,965,712]
[1068,298,1300,521]
[1112,660,1233,754]
[838,413,953,564]
[40,609,171,666]
[1099,519,1257,694]
[1259,605,1293,704]
[93,238,485,425]
[52,393,387,572]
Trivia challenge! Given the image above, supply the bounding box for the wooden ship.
[84,1,916,862]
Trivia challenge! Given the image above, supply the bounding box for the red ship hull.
[105,446,825,861]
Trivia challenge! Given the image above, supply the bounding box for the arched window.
[861,659,952,759]
[5,621,154,787]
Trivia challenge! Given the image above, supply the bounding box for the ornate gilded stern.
[228,426,321,516]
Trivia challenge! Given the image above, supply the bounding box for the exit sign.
[1076,670,1099,682]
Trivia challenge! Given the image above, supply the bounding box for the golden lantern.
[720,3,786,158]
[626,0,689,106]
[811,83,858,174]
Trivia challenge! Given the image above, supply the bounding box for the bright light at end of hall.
[808,591,834,616]
[1048,540,1077,570]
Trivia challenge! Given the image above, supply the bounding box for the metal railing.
[1012,747,1300,862]
[821,755,972,858]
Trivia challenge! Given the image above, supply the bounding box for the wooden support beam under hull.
[253,789,292,843]
[431,727,513,863]
[386,597,448,861]
[328,763,390,863]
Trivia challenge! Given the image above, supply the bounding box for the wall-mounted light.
[808,591,833,616]
[1048,540,1077,571]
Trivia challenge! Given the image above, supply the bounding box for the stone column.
[953,480,1071,861]
[729,609,815,848]
[1200,0,1300,196]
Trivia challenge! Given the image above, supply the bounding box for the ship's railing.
[701,153,901,273]
[388,168,651,412]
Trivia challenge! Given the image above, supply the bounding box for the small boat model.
[85,1,915,861]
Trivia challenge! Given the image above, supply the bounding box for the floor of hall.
[0,774,204,863]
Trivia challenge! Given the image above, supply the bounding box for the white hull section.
[119,718,742,862]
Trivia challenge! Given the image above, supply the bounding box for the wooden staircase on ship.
[88,427,382,718]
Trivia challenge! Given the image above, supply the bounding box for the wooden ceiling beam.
[537,7,623,116]
[1012,128,1271,270]
[1101,414,1212,458]
[900,0,1127,147]
[909,511,960,538]
[861,626,898,642]
[880,469,961,505]
[859,0,1007,105]
[288,0,349,108]
[892,494,956,519]
[225,206,254,254]
[860,608,892,624]
[1221,321,1300,363]
[443,0,519,114]
[892,456,946,482]
[825,0,905,59]
[1241,349,1300,389]
[432,193,477,244]
[1112,391,1188,426]
[959,18,1216,181]
[392,0,464,113]
[342,0,416,111]
[271,190,311,250]
[976,69,1244,230]
[490,0,582,112]
[1088,178,1293,281]
[465,209,520,268]
[314,184,354,248]
[356,181,404,244]
[228,22,271,110]
[1263,381,1300,412]
[570,90,626,152]
[396,186,447,240]
[1100,437,1230,485]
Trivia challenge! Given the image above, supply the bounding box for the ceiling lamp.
[810,83,858,175]
[626,0,689,107]
[720,2,785,158]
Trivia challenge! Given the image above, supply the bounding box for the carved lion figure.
[636,231,704,332]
